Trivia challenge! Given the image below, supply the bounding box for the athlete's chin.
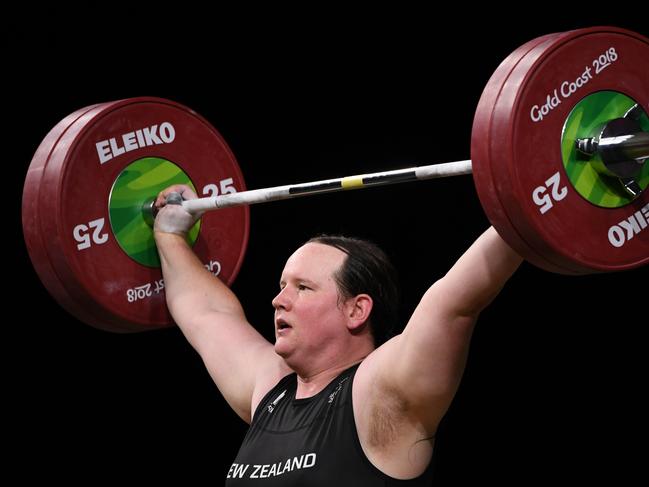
[274,339,293,358]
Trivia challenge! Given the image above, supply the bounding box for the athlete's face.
[272,243,349,362]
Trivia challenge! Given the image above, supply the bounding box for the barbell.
[22,26,649,332]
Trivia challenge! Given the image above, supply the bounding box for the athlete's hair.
[306,235,399,347]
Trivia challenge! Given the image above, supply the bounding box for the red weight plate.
[25,100,157,332]
[471,31,578,274]
[489,27,648,274]
[36,97,249,331]
[22,102,126,329]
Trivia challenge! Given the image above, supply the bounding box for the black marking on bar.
[289,181,343,195]
[363,171,418,185]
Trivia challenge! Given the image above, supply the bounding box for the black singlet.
[225,364,434,486]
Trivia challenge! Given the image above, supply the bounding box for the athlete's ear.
[345,294,372,331]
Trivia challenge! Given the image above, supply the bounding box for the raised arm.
[154,186,287,423]
[360,226,523,437]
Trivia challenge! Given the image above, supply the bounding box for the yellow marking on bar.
[341,176,364,189]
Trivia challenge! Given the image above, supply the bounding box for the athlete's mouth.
[276,319,292,331]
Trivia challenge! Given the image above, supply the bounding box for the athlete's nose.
[272,286,292,311]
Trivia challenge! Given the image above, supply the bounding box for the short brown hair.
[307,235,399,347]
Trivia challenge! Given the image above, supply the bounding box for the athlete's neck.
[294,356,365,399]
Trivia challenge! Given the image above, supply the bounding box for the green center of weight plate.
[561,91,649,208]
[108,157,200,267]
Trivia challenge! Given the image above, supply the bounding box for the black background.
[7,9,647,484]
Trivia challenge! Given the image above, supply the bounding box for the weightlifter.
[153,183,523,485]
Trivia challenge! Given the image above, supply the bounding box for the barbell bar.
[158,124,649,214]
[150,160,472,215]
